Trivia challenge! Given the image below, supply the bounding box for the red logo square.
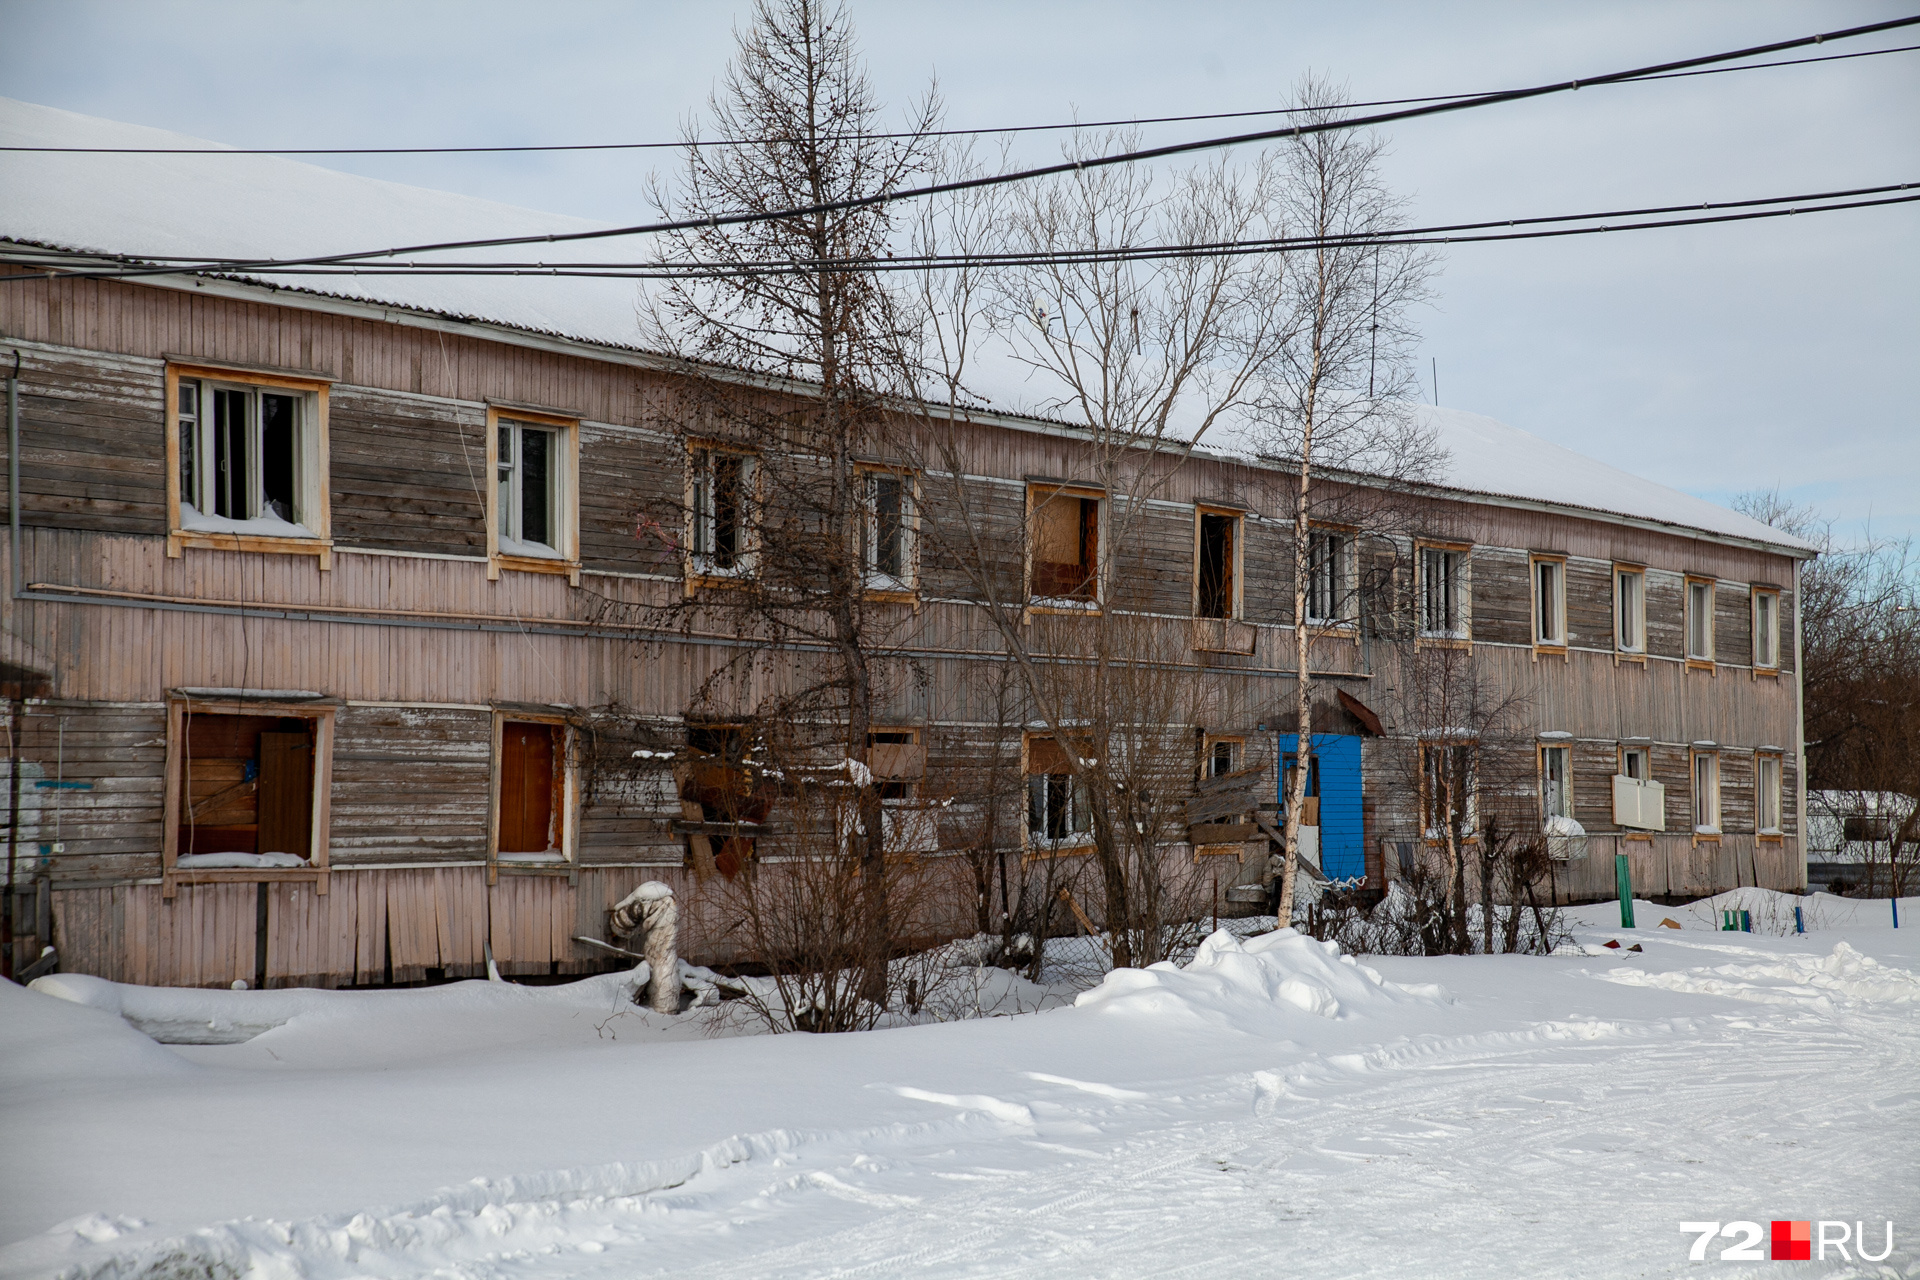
[1772,1220,1810,1261]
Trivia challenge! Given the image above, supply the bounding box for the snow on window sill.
[864,574,915,595]
[179,502,317,540]
[1031,596,1100,612]
[497,850,567,864]
[175,851,308,869]
[496,535,565,561]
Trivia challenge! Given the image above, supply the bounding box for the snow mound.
[1073,928,1445,1023]
[30,968,652,1044]
[1590,941,1920,1011]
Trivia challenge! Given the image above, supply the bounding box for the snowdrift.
[1592,940,1920,1011]
[30,968,651,1044]
[1073,927,1445,1024]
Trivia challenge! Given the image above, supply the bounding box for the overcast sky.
[3,0,1914,541]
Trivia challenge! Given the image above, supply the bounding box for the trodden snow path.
[5,920,1918,1279]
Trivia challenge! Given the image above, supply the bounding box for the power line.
[7,187,1911,285]
[5,41,1915,158]
[9,180,1905,280]
[7,13,1909,285]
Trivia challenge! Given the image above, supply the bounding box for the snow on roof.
[0,96,650,350]
[1394,404,1815,552]
[1,96,1815,555]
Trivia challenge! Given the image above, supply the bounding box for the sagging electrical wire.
[5,41,1915,157]
[4,184,1913,285]
[3,13,1912,285]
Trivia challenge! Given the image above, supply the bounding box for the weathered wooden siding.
[329,389,489,556]
[0,273,1816,987]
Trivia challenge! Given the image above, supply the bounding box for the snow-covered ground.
[4,890,1916,1280]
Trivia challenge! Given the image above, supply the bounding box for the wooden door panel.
[499,722,557,853]
[257,731,314,858]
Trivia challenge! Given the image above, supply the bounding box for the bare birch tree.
[1247,78,1437,927]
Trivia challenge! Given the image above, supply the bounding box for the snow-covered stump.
[609,882,680,1015]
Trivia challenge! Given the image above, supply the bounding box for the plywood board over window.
[164,362,333,567]
[486,405,581,584]
[489,711,577,880]
[1027,484,1102,613]
[162,696,335,897]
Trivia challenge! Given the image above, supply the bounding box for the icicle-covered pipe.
[610,881,679,1014]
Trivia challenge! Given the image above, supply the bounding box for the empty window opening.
[1420,546,1466,636]
[496,420,561,558]
[498,721,562,856]
[1197,512,1237,619]
[1615,567,1646,653]
[1032,490,1100,603]
[1026,737,1091,845]
[864,472,914,589]
[178,380,307,527]
[1534,558,1566,646]
[1282,751,1320,826]
[1307,530,1350,624]
[680,723,765,876]
[1686,579,1715,662]
[1540,745,1572,821]
[1621,746,1650,782]
[179,712,315,860]
[1421,743,1477,839]
[1208,738,1242,779]
[867,729,919,801]
[691,449,753,574]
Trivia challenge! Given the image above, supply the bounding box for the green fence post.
[1615,852,1635,929]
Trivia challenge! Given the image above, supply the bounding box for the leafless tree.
[1379,635,1543,953]
[1244,77,1439,929]
[1735,491,1920,896]
[632,0,941,1003]
[898,133,1297,967]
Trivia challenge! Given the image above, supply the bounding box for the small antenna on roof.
[1431,357,1439,407]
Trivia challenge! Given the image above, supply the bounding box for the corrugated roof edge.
[0,239,1815,560]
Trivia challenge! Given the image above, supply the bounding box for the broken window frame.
[687,443,759,582]
[489,711,576,876]
[1416,541,1471,642]
[1027,483,1103,610]
[161,695,334,896]
[1194,506,1243,621]
[1305,526,1356,627]
[1024,733,1093,853]
[1538,743,1573,822]
[859,466,919,595]
[1419,739,1479,843]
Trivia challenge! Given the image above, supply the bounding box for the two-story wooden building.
[0,98,1814,987]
